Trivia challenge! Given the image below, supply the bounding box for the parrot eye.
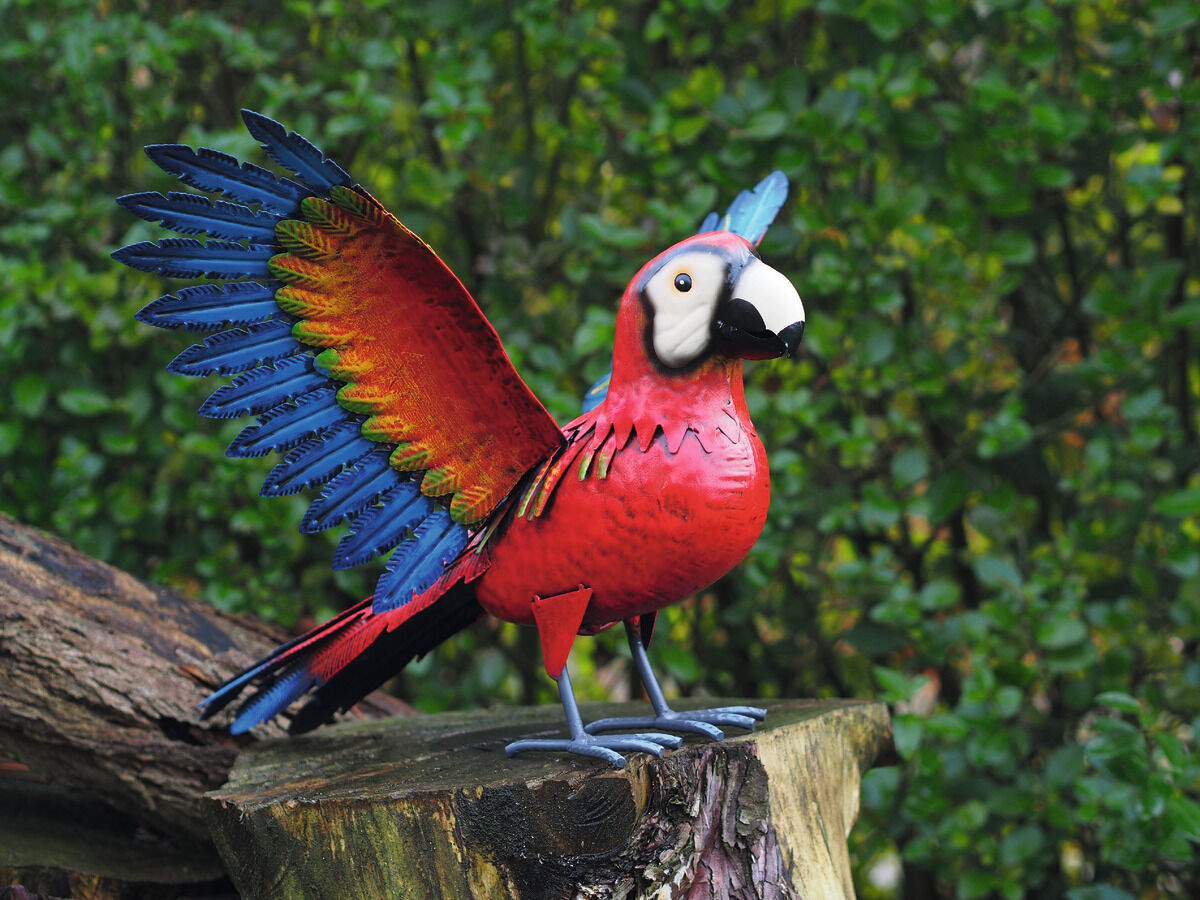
[674,273,692,292]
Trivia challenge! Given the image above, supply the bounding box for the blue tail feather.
[261,421,373,497]
[167,319,301,378]
[373,509,469,613]
[333,484,432,570]
[117,191,281,242]
[231,666,315,734]
[241,110,351,194]
[112,238,274,279]
[136,282,281,331]
[227,387,343,458]
[145,143,309,215]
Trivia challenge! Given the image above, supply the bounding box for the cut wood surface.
[0,512,406,897]
[207,698,894,900]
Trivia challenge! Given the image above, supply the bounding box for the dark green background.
[1,0,1198,896]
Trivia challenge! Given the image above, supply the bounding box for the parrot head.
[624,231,805,372]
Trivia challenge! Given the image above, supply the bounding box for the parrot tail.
[200,581,482,735]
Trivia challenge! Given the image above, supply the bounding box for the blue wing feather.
[373,510,470,613]
[112,238,274,279]
[300,448,400,534]
[241,110,352,194]
[333,487,434,570]
[145,143,308,215]
[199,355,328,419]
[227,387,344,458]
[136,282,281,331]
[167,319,301,378]
[117,192,281,242]
[260,422,374,497]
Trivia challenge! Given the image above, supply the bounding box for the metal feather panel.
[145,143,308,214]
[227,386,343,458]
[241,110,352,194]
[199,354,327,419]
[116,191,281,242]
[135,282,281,331]
[167,319,301,377]
[373,509,469,612]
[111,238,274,279]
[260,421,374,497]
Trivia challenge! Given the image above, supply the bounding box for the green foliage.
[1,0,1198,896]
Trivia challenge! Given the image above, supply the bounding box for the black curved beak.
[714,259,806,361]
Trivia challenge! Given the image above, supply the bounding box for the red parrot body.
[473,236,771,631]
[115,112,804,765]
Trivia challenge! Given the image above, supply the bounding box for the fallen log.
[0,512,406,897]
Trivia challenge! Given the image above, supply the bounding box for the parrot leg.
[505,667,683,768]
[585,619,767,741]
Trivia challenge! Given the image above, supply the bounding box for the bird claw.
[585,705,768,742]
[505,731,683,768]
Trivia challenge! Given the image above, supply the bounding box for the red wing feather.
[270,186,564,525]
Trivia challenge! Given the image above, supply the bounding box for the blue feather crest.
[145,143,308,215]
[167,319,301,378]
[699,170,789,247]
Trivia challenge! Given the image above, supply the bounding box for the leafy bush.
[1,1,1197,895]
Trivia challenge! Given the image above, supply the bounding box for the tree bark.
[206,698,894,899]
[0,512,406,897]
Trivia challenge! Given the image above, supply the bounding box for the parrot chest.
[474,418,770,627]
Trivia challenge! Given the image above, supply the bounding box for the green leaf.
[58,388,112,416]
[13,374,49,417]
[1155,487,1200,517]
[744,110,787,140]
[1036,616,1088,649]
[1095,691,1140,714]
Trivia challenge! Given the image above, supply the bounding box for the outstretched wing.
[115,110,564,611]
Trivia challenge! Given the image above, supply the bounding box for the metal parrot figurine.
[114,111,804,767]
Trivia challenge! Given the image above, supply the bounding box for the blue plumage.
[117,191,281,242]
[145,143,308,214]
[241,110,352,194]
[199,355,327,419]
[167,319,301,378]
[231,666,314,734]
[333,485,434,570]
[112,238,274,279]
[227,387,344,458]
[300,447,400,534]
[373,509,469,613]
[136,282,281,331]
[261,422,374,497]
[702,170,789,247]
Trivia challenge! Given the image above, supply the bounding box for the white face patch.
[642,250,728,368]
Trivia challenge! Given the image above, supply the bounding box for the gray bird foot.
[585,705,768,742]
[505,731,683,768]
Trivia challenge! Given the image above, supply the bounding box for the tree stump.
[205,698,894,899]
